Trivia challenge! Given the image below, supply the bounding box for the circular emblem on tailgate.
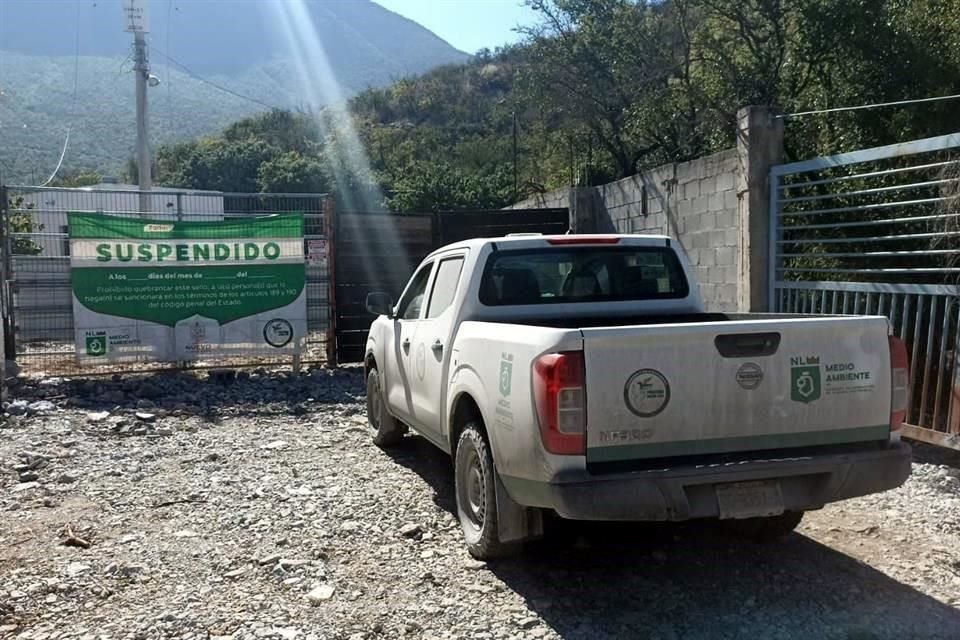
[736,362,764,390]
[624,369,671,418]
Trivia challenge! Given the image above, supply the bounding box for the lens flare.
[266,0,384,212]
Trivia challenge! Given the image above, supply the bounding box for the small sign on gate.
[306,239,328,266]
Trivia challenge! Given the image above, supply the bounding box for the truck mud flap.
[495,472,544,543]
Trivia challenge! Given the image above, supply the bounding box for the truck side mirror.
[366,292,394,318]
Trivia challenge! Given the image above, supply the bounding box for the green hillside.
[0,51,288,184]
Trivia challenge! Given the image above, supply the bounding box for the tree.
[224,109,321,155]
[519,1,684,177]
[6,195,44,255]
[384,161,512,212]
[256,152,328,193]
[156,111,333,195]
[49,169,101,188]
[156,138,276,193]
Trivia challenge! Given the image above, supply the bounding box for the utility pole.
[512,112,518,201]
[134,31,151,213]
[124,0,151,214]
[586,134,593,187]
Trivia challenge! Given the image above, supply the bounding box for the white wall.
[16,189,225,257]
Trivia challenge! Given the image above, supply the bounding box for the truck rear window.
[480,246,689,306]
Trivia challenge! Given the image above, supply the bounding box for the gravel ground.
[2,369,960,640]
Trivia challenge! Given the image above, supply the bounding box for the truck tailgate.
[582,316,892,464]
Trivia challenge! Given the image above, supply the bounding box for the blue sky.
[373,0,540,54]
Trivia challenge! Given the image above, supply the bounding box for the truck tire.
[455,422,517,559]
[723,510,804,542]
[366,368,405,447]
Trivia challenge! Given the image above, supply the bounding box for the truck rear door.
[581,316,893,465]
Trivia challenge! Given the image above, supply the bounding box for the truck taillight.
[533,351,586,455]
[889,335,909,432]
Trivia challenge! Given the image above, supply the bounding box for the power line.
[39,0,82,185]
[38,130,71,187]
[166,0,175,135]
[780,92,960,119]
[151,47,279,111]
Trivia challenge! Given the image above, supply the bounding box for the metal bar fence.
[777,282,957,435]
[2,185,331,374]
[770,133,960,446]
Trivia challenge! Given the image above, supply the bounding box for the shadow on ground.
[914,441,960,467]
[387,435,960,640]
[10,368,365,418]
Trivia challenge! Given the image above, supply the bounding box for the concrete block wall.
[508,107,782,312]
[510,149,742,311]
[508,190,570,211]
[608,149,740,311]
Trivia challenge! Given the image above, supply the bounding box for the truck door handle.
[431,340,443,354]
[402,338,411,352]
[715,332,781,358]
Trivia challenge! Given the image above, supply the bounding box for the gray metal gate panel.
[330,207,571,365]
[770,133,960,448]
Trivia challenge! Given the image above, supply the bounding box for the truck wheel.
[366,368,405,447]
[455,422,516,559]
[723,510,804,542]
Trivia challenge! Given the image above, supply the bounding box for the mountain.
[0,0,469,184]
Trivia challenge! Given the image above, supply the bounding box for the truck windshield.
[480,246,689,306]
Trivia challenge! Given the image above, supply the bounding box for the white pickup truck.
[363,234,912,558]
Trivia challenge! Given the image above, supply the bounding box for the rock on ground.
[1,369,959,639]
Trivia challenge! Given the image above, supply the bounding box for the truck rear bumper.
[500,442,912,521]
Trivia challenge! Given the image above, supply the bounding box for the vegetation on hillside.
[0,52,282,185]
[150,0,960,211]
[0,0,468,186]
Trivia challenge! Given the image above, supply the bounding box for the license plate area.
[716,480,784,519]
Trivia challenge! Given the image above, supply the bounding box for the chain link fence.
[1,184,330,375]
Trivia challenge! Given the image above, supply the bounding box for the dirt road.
[2,370,959,639]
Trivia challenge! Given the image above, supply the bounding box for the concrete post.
[0,269,4,403]
[568,186,613,234]
[736,106,783,312]
[0,185,7,401]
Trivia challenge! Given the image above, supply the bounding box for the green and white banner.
[68,212,307,364]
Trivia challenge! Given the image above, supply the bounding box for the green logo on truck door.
[790,356,822,403]
[499,353,514,397]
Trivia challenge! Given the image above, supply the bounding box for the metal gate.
[770,132,960,448]
[435,208,570,244]
[329,207,569,364]
[1,185,332,374]
[328,210,436,365]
